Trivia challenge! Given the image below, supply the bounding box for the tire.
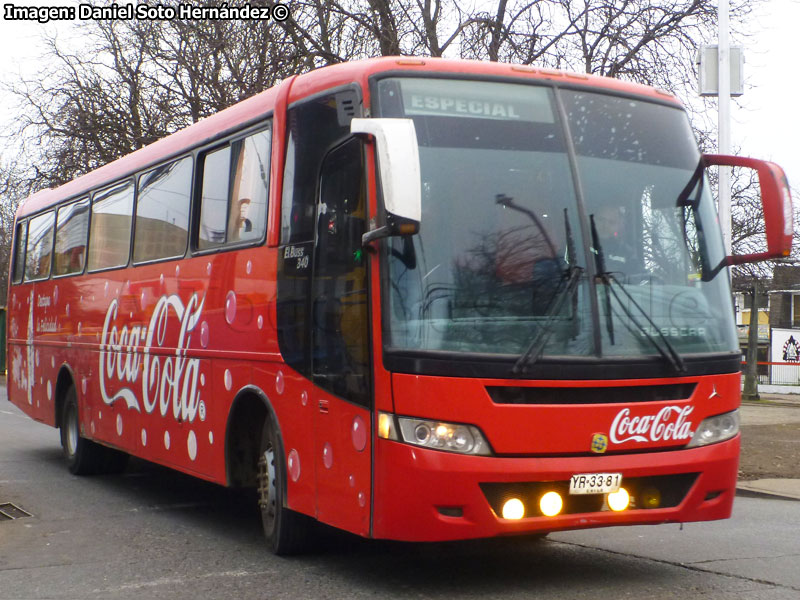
[59,384,128,475]
[96,445,130,475]
[257,418,313,555]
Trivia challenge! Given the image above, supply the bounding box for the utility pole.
[698,4,742,251]
[743,282,761,401]
[718,0,732,254]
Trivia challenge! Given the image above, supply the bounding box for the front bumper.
[371,435,739,541]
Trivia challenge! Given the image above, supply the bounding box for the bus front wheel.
[257,418,312,555]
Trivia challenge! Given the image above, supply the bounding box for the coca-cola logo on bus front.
[100,293,205,424]
[609,406,694,445]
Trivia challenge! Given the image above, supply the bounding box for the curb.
[736,488,800,501]
[741,400,800,409]
[735,480,800,502]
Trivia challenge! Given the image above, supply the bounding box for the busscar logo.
[782,335,800,362]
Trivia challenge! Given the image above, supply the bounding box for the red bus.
[6,57,792,554]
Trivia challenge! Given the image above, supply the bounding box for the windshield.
[375,77,737,364]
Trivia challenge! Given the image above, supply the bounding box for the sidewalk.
[738,391,800,501]
[744,392,800,406]
[737,479,800,501]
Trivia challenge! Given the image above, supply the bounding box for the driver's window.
[641,189,694,283]
[311,138,370,406]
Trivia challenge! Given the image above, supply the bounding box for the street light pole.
[718,0,732,254]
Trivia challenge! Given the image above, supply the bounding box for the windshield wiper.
[590,215,615,345]
[589,215,686,374]
[512,265,583,374]
[512,209,582,375]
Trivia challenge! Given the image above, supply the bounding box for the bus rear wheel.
[59,384,128,475]
[257,418,313,555]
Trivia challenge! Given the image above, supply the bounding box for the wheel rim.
[65,404,79,458]
[257,443,278,534]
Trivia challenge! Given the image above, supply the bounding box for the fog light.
[539,491,563,517]
[641,487,661,509]
[502,498,525,520]
[608,487,630,512]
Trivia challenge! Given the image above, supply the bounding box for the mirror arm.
[703,257,730,282]
[361,213,420,247]
[362,225,391,246]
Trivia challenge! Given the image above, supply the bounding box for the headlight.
[686,409,740,448]
[378,412,491,455]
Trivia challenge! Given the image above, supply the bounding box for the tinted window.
[228,130,270,243]
[198,127,271,250]
[24,211,55,281]
[134,156,192,263]
[54,198,89,276]
[12,221,27,284]
[88,180,134,271]
[281,90,360,244]
[198,146,231,249]
[312,138,370,405]
[277,91,361,377]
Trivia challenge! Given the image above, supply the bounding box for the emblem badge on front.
[591,433,609,454]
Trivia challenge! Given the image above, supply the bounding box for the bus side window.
[88,180,134,271]
[24,211,55,282]
[311,138,370,406]
[197,126,271,250]
[54,198,89,276]
[134,156,192,263]
[198,146,231,249]
[12,220,27,284]
[228,129,270,244]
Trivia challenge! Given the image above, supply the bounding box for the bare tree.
[0,0,765,294]
[5,0,757,192]
[0,160,25,302]
[459,0,742,86]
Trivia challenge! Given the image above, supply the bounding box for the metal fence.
[742,361,800,386]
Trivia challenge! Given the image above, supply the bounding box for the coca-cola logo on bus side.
[99,293,205,424]
[609,406,694,444]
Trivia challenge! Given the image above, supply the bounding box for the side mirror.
[351,118,421,245]
[703,154,793,265]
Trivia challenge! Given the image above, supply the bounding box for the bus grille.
[486,383,696,405]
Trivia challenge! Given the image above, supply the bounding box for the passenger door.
[310,137,372,534]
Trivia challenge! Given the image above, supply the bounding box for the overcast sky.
[731,0,800,191]
[1,0,799,193]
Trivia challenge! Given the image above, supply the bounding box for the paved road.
[740,400,800,426]
[2,393,799,599]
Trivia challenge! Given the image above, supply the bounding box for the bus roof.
[17,56,681,219]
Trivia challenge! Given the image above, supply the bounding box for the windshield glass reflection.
[376,78,737,361]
